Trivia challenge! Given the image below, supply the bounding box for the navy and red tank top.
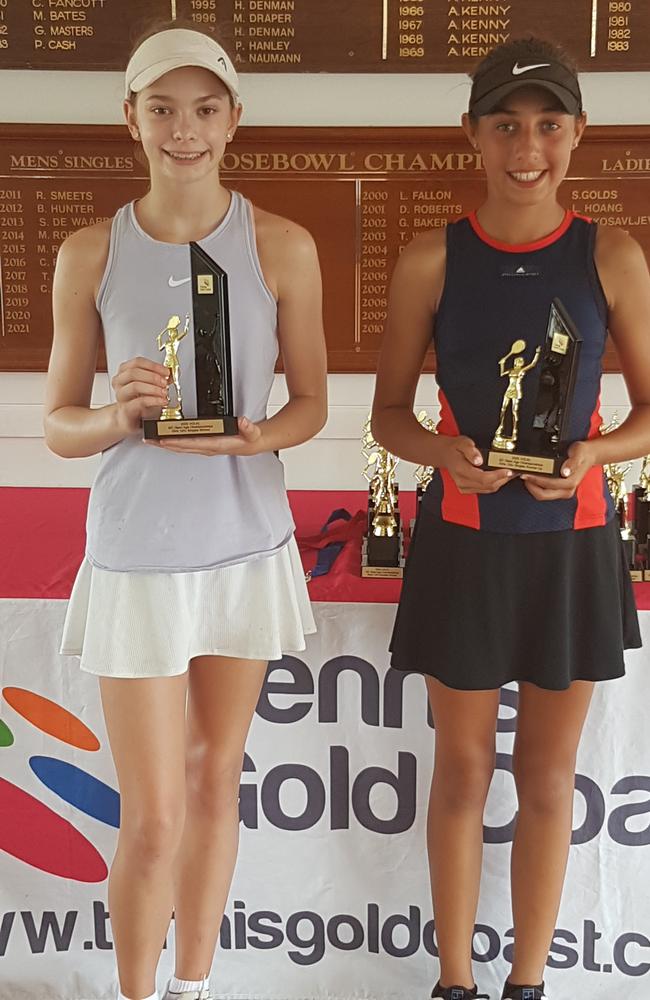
[423,210,614,533]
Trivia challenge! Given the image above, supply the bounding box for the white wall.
[1,69,649,490]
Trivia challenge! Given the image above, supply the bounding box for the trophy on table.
[361,416,405,578]
[634,455,650,580]
[413,409,437,529]
[143,242,238,440]
[602,416,640,580]
[483,298,582,476]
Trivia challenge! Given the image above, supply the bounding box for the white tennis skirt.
[60,537,316,678]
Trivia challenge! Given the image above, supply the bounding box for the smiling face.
[124,65,241,185]
[463,86,586,208]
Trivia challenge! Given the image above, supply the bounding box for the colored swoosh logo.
[1,686,113,881]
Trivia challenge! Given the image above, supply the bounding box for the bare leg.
[425,677,500,988]
[508,680,594,985]
[100,674,188,1000]
[172,656,268,981]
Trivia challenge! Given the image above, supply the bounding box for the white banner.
[0,598,649,1000]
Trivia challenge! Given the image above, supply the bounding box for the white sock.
[169,977,209,994]
[118,992,158,1000]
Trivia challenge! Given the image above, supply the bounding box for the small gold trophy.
[413,409,437,529]
[361,416,404,578]
[635,455,650,580]
[602,416,640,580]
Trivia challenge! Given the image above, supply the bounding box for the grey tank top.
[86,191,294,572]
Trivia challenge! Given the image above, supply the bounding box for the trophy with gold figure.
[483,299,582,475]
[143,242,238,440]
[413,409,437,528]
[601,416,640,580]
[633,455,650,580]
[361,416,405,578]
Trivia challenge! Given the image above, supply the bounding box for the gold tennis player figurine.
[414,409,437,493]
[362,416,399,538]
[157,314,190,420]
[492,339,542,452]
[366,451,399,537]
[360,416,404,577]
[639,454,650,500]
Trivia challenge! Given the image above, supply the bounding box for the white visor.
[125,28,240,105]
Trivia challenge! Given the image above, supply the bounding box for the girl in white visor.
[45,21,326,1000]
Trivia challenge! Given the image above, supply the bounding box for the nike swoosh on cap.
[512,62,551,75]
[168,276,191,287]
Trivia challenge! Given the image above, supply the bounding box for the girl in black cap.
[372,35,650,1000]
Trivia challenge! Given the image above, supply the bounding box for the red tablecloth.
[4,487,650,608]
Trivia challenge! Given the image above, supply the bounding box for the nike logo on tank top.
[423,212,614,533]
[86,192,294,572]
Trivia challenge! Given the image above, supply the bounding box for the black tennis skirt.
[389,513,642,691]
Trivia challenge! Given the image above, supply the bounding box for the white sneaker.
[161,983,213,1000]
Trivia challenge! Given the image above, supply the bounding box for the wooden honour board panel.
[0,1,648,72]
[0,123,648,373]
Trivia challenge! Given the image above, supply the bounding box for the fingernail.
[562,468,571,477]
[473,457,482,465]
[521,474,528,480]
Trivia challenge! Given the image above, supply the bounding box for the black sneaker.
[431,985,490,1000]
[501,984,547,1000]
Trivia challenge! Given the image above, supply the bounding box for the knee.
[187,749,243,819]
[120,808,185,866]
[514,754,576,816]
[432,746,496,812]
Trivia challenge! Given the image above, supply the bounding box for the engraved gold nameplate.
[361,564,405,579]
[487,452,556,474]
[156,419,225,436]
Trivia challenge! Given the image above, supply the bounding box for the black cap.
[469,58,582,117]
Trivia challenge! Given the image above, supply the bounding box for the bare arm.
[523,227,650,499]
[256,216,327,451]
[371,232,512,495]
[591,228,650,464]
[523,347,542,372]
[44,222,169,458]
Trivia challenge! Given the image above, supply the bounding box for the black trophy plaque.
[484,298,583,477]
[633,484,650,579]
[143,242,238,440]
[362,487,404,578]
